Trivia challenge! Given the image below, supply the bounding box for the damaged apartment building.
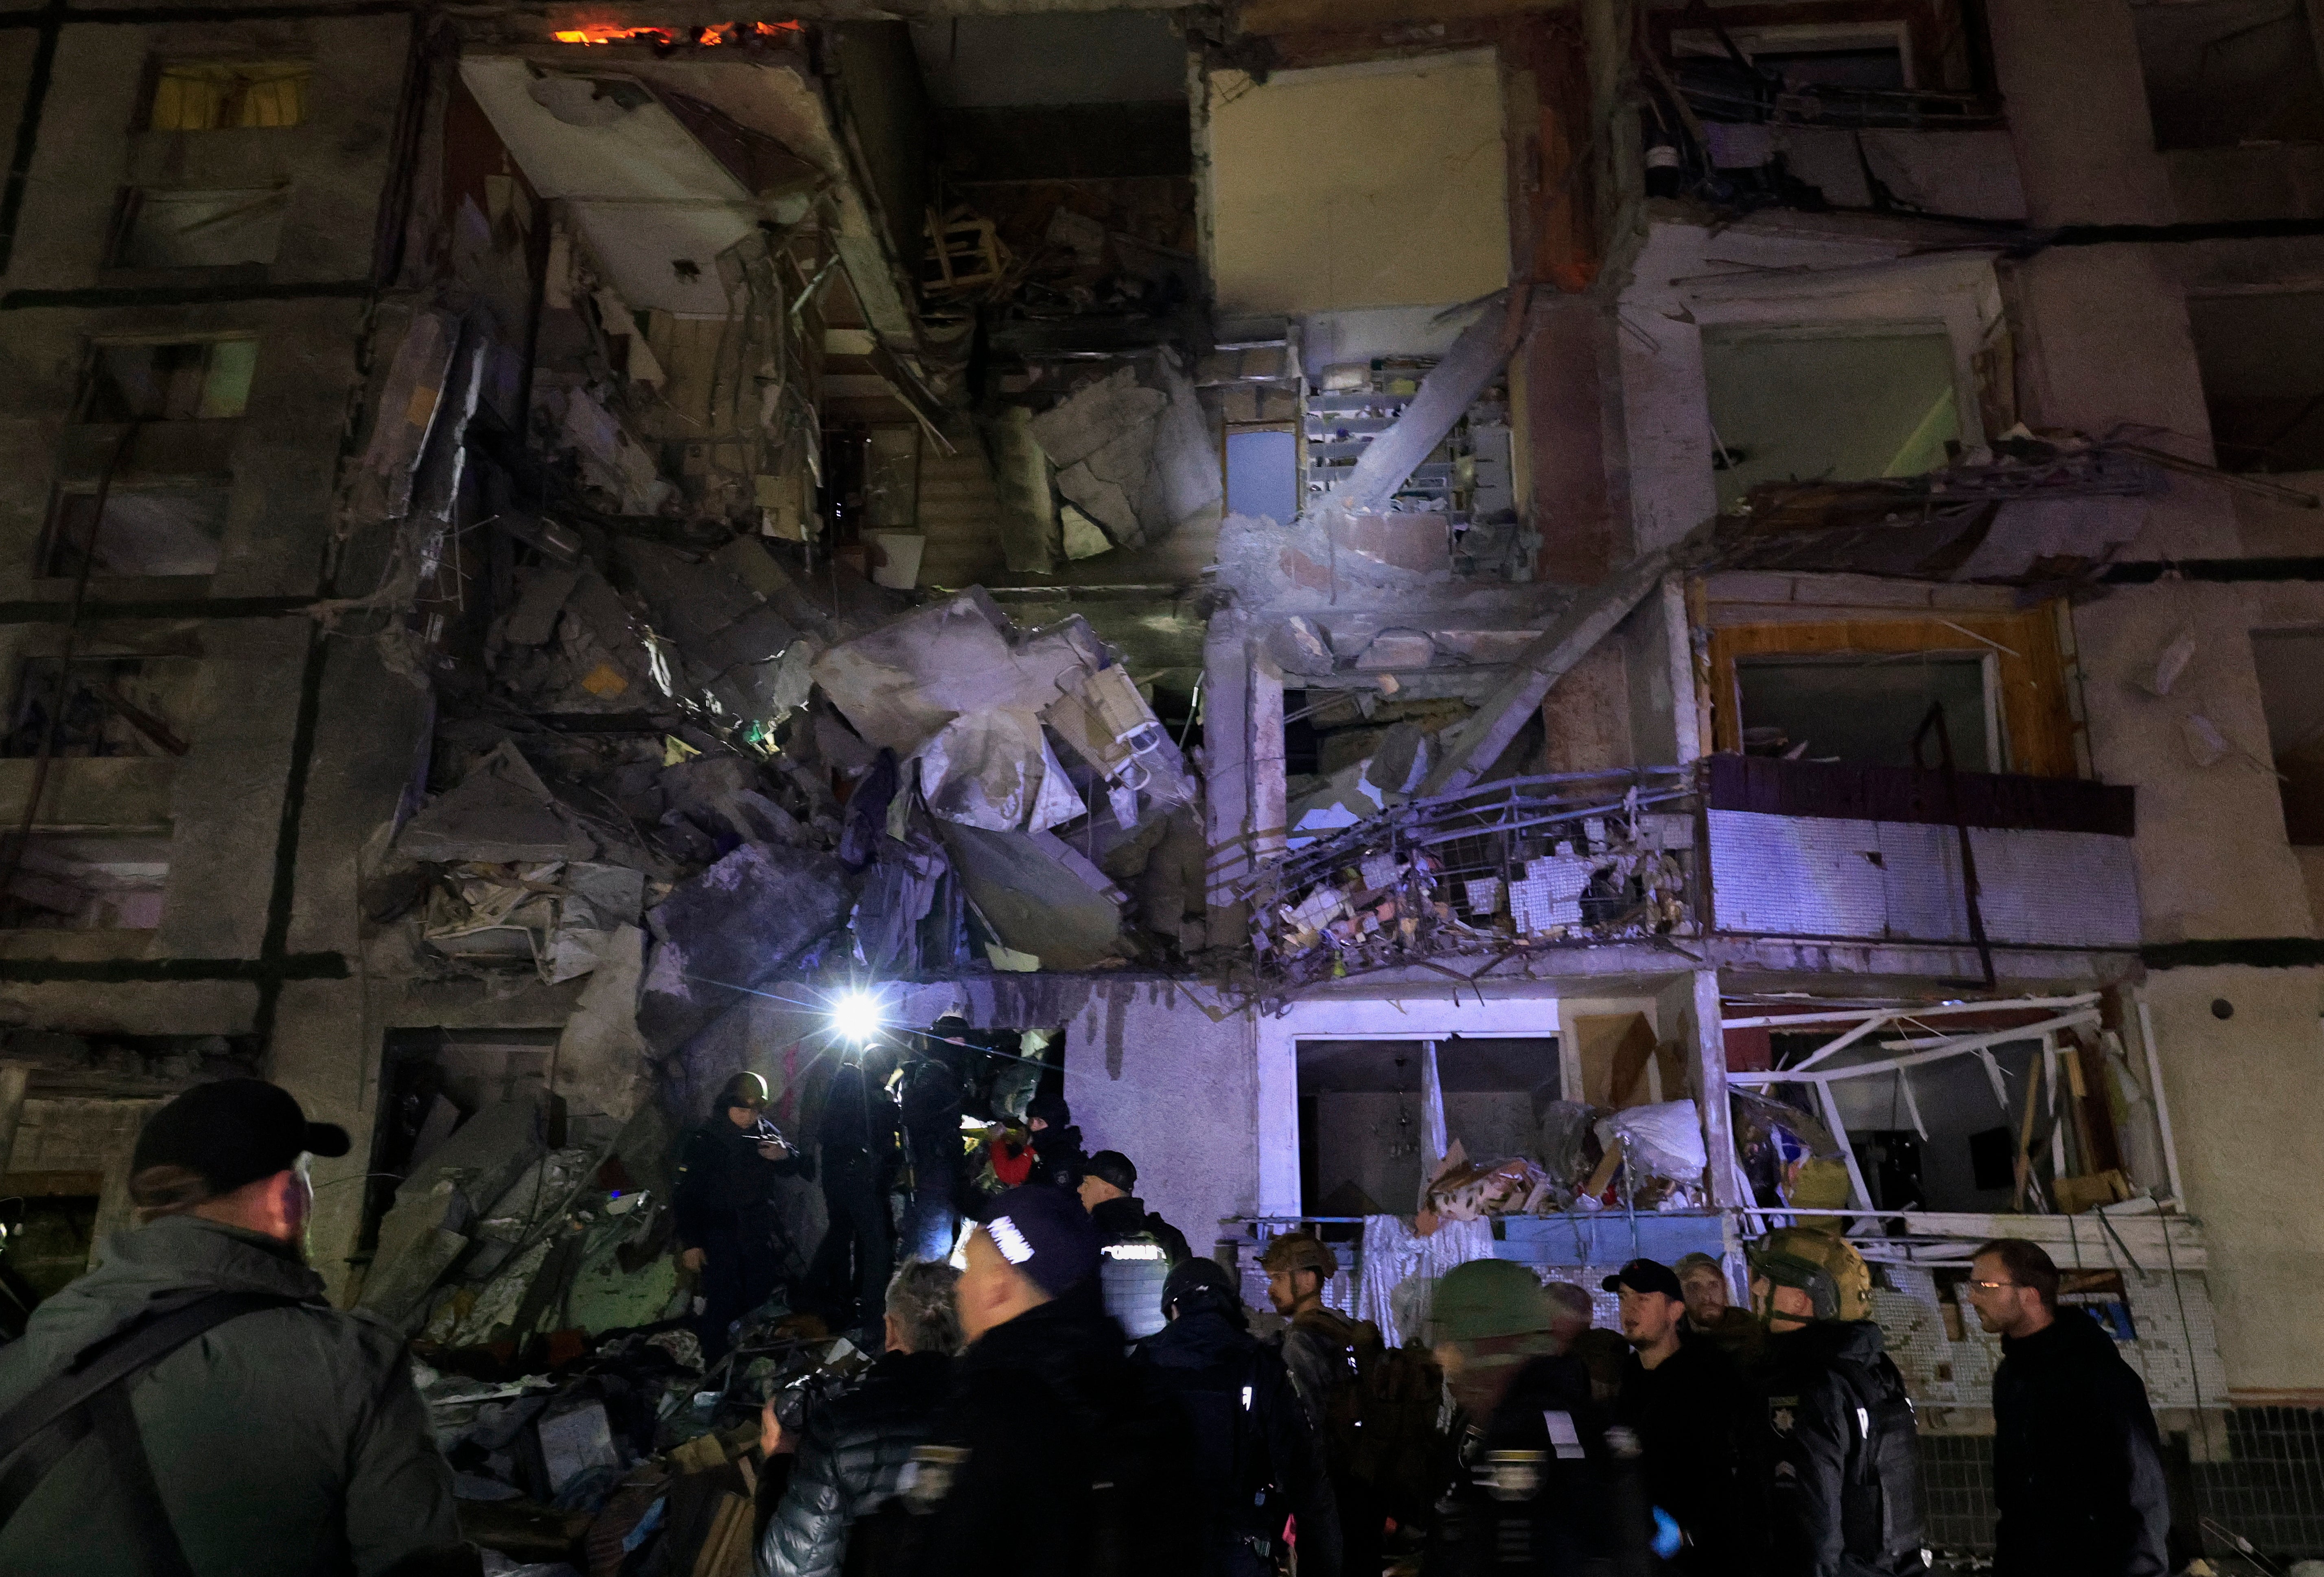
[0,0,2322,1562]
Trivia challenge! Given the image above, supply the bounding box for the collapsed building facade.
[1,0,2322,1560]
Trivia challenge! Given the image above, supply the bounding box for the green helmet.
[1751,1227,1871,1322]
[1433,1259,1556,1342]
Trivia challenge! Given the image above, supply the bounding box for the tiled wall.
[1919,1411,2324,1561]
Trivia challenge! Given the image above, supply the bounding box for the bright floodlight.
[831,990,882,1045]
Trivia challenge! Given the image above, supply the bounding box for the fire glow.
[551,20,801,47]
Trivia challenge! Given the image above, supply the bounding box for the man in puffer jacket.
[758,1259,962,1577]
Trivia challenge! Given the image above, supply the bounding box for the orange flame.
[551,20,801,46]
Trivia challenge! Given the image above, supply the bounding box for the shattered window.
[147,60,311,131]
[0,836,171,930]
[79,339,257,422]
[2251,629,2324,844]
[2187,292,2324,473]
[42,487,230,578]
[2,658,193,759]
[1701,326,1961,512]
[112,187,289,269]
[2130,0,2324,150]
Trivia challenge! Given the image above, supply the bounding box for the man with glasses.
[1967,1238,2169,1577]
[0,1078,476,1576]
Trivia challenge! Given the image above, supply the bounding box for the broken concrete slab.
[502,566,581,647]
[1420,544,1680,796]
[554,923,652,1119]
[398,741,596,866]
[1264,617,1335,676]
[1337,289,1529,513]
[980,406,1060,575]
[637,842,856,1053]
[937,819,1125,971]
[810,591,1107,755]
[1027,358,1220,551]
[918,710,1085,832]
[1355,630,1438,670]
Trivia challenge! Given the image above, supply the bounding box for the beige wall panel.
[1207,55,1509,317]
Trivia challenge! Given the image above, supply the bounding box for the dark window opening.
[2252,629,2324,844]
[1751,45,1910,90]
[3,658,193,759]
[111,187,288,269]
[0,837,171,930]
[1701,327,1960,512]
[79,339,256,424]
[1735,653,1996,772]
[2131,0,2324,151]
[1295,1037,1560,1225]
[2188,293,2324,474]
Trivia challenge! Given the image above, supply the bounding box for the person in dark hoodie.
[758,1258,963,1577]
[1968,1238,2169,1577]
[1134,1256,1341,1577]
[903,1184,1197,1577]
[1081,1149,1191,1342]
[807,1052,900,1342]
[1747,1229,1927,1577]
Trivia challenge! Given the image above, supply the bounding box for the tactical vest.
[1100,1237,1172,1341]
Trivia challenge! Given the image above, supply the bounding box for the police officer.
[1135,1257,1341,1577]
[675,1070,807,1364]
[1425,1258,1636,1576]
[1082,1150,1190,1343]
[1747,1229,1928,1577]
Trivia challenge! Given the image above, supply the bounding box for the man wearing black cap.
[1134,1256,1340,1577]
[1604,1258,1768,1575]
[902,1185,1196,1577]
[0,1078,475,1577]
[1024,1090,1087,1194]
[1080,1150,1190,1343]
[675,1070,809,1363]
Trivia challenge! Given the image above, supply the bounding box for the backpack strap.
[0,1289,310,1565]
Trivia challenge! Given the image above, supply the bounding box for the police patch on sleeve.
[899,1444,970,1512]
[1767,1395,1801,1436]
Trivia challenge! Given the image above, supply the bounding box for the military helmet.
[1258,1230,1338,1280]
[1433,1259,1556,1342]
[1751,1226,1871,1322]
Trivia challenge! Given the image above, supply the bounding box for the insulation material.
[1706,810,2141,947]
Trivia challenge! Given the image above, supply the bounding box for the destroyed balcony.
[1703,754,2140,952]
[1248,767,1700,987]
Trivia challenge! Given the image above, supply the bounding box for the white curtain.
[1355,1213,1497,1349]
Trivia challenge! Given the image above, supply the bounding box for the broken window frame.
[107,185,291,271]
[0,834,173,932]
[2,655,194,761]
[39,484,232,581]
[1731,646,2004,772]
[74,336,259,425]
[1720,992,2183,1229]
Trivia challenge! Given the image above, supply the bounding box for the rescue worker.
[1747,1228,1928,1577]
[904,1185,1197,1577]
[0,1078,477,1577]
[1425,1258,1636,1576]
[1024,1090,1088,1194]
[896,1024,969,1261]
[807,1051,899,1343]
[1605,1258,1767,1575]
[1134,1256,1342,1577]
[1081,1150,1191,1342]
[1674,1251,1762,1364]
[1262,1231,1382,1577]
[1969,1238,2169,1577]
[758,1258,963,1577]
[675,1070,807,1365]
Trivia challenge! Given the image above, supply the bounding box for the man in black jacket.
[674,1071,807,1364]
[1748,1231,1926,1577]
[1082,1150,1190,1342]
[759,1258,963,1577]
[808,1053,900,1341]
[904,1185,1197,1577]
[1606,1258,1767,1574]
[1025,1091,1088,1194]
[1969,1238,2169,1577]
[1134,1256,1341,1577]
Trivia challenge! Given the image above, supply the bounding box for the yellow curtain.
[151,62,310,131]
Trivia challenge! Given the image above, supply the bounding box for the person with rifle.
[1134,1255,1341,1576]
[0,1078,476,1576]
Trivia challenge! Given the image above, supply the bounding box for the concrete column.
[1202,610,1251,949]
[1691,967,1741,1209]
[0,1063,27,1177]
[1247,648,1286,868]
